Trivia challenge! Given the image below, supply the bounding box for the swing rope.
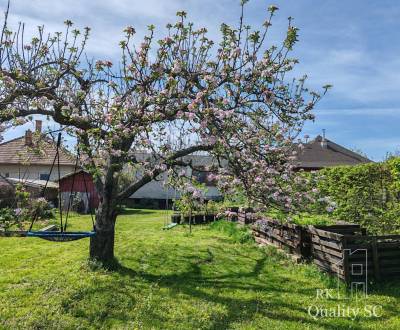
[26,133,96,241]
[81,165,95,231]
[57,134,64,232]
[28,133,62,232]
[63,146,80,232]
[2,132,95,240]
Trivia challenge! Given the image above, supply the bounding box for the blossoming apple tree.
[0,2,329,263]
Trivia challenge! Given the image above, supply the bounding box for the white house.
[129,153,223,202]
[53,151,224,210]
[0,121,76,182]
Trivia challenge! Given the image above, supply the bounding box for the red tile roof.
[0,135,75,166]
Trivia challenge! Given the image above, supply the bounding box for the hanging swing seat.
[0,231,28,237]
[1,133,96,243]
[163,222,178,230]
[0,224,57,237]
[26,230,96,242]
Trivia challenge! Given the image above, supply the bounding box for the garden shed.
[58,170,99,213]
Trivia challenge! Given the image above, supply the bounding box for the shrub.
[209,220,254,244]
[0,182,15,208]
[0,208,18,231]
[25,198,56,220]
[313,160,400,234]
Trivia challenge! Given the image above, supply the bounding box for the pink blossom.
[105,113,113,124]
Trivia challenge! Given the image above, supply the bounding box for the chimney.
[35,120,42,134]
[321,129,327,149]
[25,129,33,146]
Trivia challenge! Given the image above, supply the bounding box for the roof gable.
[0,135,75,166]
[296,135,372,168]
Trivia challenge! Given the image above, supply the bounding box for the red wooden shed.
[58,170,100,210]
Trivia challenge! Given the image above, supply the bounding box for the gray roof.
[295,135,372,169]
[6,177,59,189]
[132,151,223,168]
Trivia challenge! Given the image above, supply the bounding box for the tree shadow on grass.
[60,245,400,329]
[109,254,365,330]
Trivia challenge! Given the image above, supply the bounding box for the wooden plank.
[375,235,400,240]
[312,244,343,258]
[308,227,344,240]
[264,232,299,249]
[378,241,400,249]
[344,241,399,251]
[254,227,301,246]
[379,266,400,274]
[316,224,361,229]
[261,219,301,230]
[348,253,371,262]
[268,233,300,251]
[312,249,343,265]
[379,259,400,266]
[311,236,342,251]
[326,228,364,234]
[345,234,400,241]
[313,258,345,276]
[378,250,400,257]
[333,221,361,227]
[254,236,302,260]
[266,227,301,240]
[346,243,373,250]
[348,261,373,268]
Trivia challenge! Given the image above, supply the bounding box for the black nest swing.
[1,133,96,242]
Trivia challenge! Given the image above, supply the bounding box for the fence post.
[371,237,381,281]
[342,237,350,284]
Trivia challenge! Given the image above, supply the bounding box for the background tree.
[0,2,328,263]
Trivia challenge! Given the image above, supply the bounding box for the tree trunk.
[89,198,117,264]
[89,225,115,263]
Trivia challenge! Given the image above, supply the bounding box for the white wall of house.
[130,180,221,200]
[129,168,222,200]
[0,164,76,182]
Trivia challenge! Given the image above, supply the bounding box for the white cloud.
[316,107,400,117]
[1,0,399,160]
[0,0,234,58]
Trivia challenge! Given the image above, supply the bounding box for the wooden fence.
[308,225,400,283]
[171,213,216,224]
[172,208,400,283]
[252,218,310,258]
[237,208,255,225]
[251,217,400,283]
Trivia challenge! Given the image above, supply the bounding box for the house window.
[193,170,208,184]
[40,173,50,181]
[192,168,215,186]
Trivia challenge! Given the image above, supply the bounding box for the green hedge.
[314,158,400,234]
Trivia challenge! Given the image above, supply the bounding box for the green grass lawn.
[1,209,400,329]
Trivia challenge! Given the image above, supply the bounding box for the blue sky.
[1,0,400,160]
